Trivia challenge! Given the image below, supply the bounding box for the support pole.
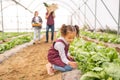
[118,0,120,37]
[70,14,73,25]
[0,0,4,40]
[84,0,86,26]
[79,8,93,29]
[94,0,97,31]
[16,3,19,33]
[82,0,104,29]
[101,0,118,25]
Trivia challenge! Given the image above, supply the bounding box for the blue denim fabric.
[46,24,54,42]
[53,65,73,72]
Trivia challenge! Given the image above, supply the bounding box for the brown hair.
[34,11,38,16]
[60,24,79,37]
[74,25,80,37]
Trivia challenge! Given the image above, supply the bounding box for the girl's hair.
[60,24,79,37]
[74,25,80,37]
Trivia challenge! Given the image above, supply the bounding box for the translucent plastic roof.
[0,0,119,32]
[14,0,80,13]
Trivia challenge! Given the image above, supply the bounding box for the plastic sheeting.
[0,0,119,32]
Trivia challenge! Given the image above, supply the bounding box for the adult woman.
[32,11,42,44]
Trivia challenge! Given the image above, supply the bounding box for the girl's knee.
[60,69,66,72]
[65,68,72,71]
[53,65,66,72]
[64,65,73,71]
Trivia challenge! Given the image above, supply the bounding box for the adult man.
[45,9,55,43]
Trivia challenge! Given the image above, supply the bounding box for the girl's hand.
[68,61,77,68]
[68,55,74,60]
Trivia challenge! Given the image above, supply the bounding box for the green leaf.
[92,67,103,72]
[80,72,100,80]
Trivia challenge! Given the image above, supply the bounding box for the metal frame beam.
[11,0,33,13]
[71,0,92,27]
[1,0,119,33]
[82,0,104,29]
[1,0,4,39]
[16,3,19,32]
[79,8,93,28]
[118,0,120,36]
[101,0,118,25]
[84,0,87,25]
[94,0,97,31]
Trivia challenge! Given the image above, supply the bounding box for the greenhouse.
[0,0,120,80]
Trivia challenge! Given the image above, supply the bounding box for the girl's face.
[64,32,76,44]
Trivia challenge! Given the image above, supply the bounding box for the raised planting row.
[80,30,120,44]
[0,32,31,41]
[69,38,120,80]
[0,35,32,54]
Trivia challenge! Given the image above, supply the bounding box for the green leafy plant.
[0,35,32,54]
[69,38,120,80]
[80,30,120,44]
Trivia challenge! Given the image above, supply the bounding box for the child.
[46,24,79,75]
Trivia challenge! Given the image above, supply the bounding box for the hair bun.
[62,24,66,27]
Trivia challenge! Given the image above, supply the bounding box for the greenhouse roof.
[0,0,120,33]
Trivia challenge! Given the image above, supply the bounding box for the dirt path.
[0,35,62,80]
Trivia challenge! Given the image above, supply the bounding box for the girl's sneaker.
[46,63,54,75]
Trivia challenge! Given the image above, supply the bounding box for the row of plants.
[80,30,120,44]
[0,32,30,41]
[69,38,120,80]
[0,35,32,54]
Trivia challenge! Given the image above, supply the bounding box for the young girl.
[46,24,79,75]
